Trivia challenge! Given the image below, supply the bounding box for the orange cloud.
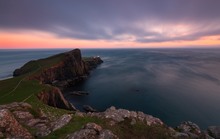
[0,31,220,49]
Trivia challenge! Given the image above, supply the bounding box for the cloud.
[1,0,220,44]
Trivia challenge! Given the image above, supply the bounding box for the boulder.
[50,114,72,131]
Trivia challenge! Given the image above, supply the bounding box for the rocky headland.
[13,49,103,110]
[0,49,219,138]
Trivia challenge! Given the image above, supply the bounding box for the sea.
[1,48,220,129]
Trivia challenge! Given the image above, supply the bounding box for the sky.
[1,0,220,49]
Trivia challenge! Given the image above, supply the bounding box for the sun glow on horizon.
[0,30,220,49]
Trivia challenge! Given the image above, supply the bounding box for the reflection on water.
[67,49,220,128]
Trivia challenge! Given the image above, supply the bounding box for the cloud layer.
[1,0,220,44]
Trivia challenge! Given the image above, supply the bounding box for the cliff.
[14,49,103,87]
[13,49,103,110]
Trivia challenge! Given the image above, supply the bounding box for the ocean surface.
[1,48,220,128]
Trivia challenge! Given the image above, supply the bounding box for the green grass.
[0,52,71,118]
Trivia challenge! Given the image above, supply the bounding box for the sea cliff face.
[13,49,103,110]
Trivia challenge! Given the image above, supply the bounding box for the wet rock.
[207,126,220,139]
[0,109,33,139]
[50,114,72,131]
[83,105,97,112]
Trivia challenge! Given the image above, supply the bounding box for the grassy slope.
[0,52,69,117]
[0,52,173,139]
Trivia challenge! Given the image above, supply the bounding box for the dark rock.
[207,126,220,139]
[85,56,103,70]
[83,105,97,112]
[71,91,89,96]
[37,87,77,111]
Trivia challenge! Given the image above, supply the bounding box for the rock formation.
[37,87,76,110]
[13,49,103,110]
[0,102,73,138]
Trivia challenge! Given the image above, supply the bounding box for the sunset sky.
[1,0,220,49]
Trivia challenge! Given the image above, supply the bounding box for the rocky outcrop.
[33,49,90,86]
[0,109,33,139]
[87,106,163,126]
[0,102,73,138]
[67,123,118,139]
[14,49,103,88]
[13,49,103,111]
[37,87,76,110]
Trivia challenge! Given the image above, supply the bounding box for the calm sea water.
[1,48,220,128]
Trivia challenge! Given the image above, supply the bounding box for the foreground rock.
[0,102,73,138]
[87,106,163,126]
[67,123,118,139]
[0,109,33,139]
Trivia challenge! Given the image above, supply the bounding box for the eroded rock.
[0,109,33,139]
[50,114,72,131]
